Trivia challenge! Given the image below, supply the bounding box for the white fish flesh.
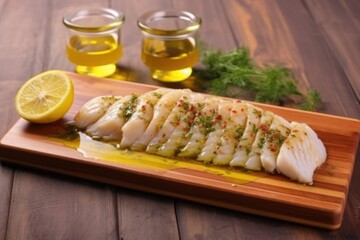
[260,115,291,173]
[244,111,275,171]
[156,92,206,157]
[146,90,191,153]
[197,98,233,163]
[138,89,189,152]
[120,89,170,148]
[74,96,119,129]
[73,89,327,184]
[212,100,247,165]
[229,104,263,169]
[86,95,135,141]
[277,122,327,184]
[178,96,219,158]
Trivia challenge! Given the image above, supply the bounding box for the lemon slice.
[15,70,74,124]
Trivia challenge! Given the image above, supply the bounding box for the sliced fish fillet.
[74,96,120,129]
[156,93,206,157]
[74,89,327,184]
[197,98,233,163]
[244,111,275,170]
[85,95,139,141]
[260,115,291,173]
[276,122,327,184]
[120,89,170,148]
[212,100,247,165]
[146,90,191,153]
[178,96,219,158]
[138,89,189,152]
[230,104,263,169]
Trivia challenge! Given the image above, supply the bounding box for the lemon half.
[15,70,74,124]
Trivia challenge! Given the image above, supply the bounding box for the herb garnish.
[299,88,321,111]
[197,46,321,111]
[120,94,138,121]
[197,115,215,135]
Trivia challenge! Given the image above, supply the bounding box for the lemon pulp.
[15,70,74,124]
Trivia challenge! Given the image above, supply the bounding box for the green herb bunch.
[197,46,321,111]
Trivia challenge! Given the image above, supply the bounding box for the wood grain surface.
[0,0,359,239]
[1,73,359,230]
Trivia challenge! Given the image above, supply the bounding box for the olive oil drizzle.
[49,127,262,185]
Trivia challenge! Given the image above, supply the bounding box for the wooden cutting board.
[1,72,359,230]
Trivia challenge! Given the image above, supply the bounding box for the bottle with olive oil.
[66,35,123,77]
[138,10,201,82]
[63,8,125,77]
[141,38,199,81]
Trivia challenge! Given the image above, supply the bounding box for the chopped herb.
[253,109,262,118]
[171,114,181,127]
[265,128,288,153]
[252,123,258,133]
[197,115,215,135]
[178,99,190,110]
[182,101,190,110]
[195,103,205,110]
[245,146,251,155]
[120,94,138,121]
[257,137,265,149]
[152,92,163,98]
[235,126,244,140]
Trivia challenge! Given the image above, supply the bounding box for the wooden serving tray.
[1,72,359,230]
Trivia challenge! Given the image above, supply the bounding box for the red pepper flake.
[141,105,146,111]
[216,114,223,121]
[188,121,192,127]
[183,127,190,132]
[189,105,195,112]
[232,110,237,114]
[236,100,242,103]
[259,124,269,133]
[270,144,277,152]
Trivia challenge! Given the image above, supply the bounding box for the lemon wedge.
[15,70,74,124]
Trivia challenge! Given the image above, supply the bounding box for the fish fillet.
[73,89,327,184]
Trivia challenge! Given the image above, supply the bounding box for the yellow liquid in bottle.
[142,38,199,82]
[66,35,123,77]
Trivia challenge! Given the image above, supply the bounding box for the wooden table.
[1,0,359,239]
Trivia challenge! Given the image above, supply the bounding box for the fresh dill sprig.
[197,46,321,111]
[253,66,300,104]
[300,89,321,111]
